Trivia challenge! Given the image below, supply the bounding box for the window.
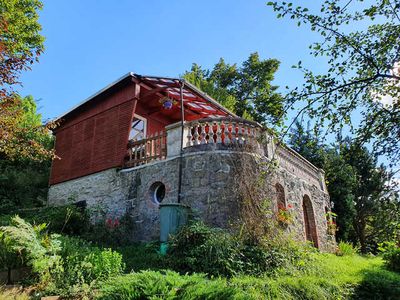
[129,114,146,141]
[149,182,166,205]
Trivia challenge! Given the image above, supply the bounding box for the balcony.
[123,116,327,192]
[124,117,263,167]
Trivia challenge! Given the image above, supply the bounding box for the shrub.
[0,216,63,288]
[167,222,312,277]
[41,235,124,296]
[0,217,124,297]
[336,241,359,256]
[0,231,24,283]
[117,242,167,272]
[379,242,400,273]
[0,205,88,235]
[167,222,242,277]
[82,212,135,247]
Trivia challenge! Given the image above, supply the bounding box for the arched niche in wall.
[302,195,319,248]
[275,183,286,209]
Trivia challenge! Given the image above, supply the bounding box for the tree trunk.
[7,267,12,285]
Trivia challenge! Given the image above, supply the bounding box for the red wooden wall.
[50,82,138,185]
[49,78,185,185]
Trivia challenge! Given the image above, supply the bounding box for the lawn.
[96,251,400,300]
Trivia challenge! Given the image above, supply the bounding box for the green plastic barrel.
[159,203,190,243]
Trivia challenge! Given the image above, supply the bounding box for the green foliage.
[117,243,167,272]
[0,1,52,162]
[0,230,23,283]
[0,216,124,297]
[167,222,312,277]
[379,242,400,273]
[0,95,53,214]
[54,236,124,295]
[336,241,359,256]
[183,52,284,125]
[268,0,400,166]
[288,122,400,253]
[82,210,135,247]
[96,255,400,300]
[0,205,88,235]
[0,216,62,287]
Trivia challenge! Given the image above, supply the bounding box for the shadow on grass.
[352,268,400,300]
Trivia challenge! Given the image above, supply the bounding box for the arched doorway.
[302,195,319,248]
[275,183,286,209]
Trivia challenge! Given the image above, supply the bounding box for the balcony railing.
[122,117,326,192]
[185,117,263,148]
[124,131,167,168]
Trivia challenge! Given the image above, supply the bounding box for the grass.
[97,252,400,300]
[0,286,30,300]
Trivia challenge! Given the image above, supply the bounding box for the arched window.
[275,183,286,209]
[302,195,319,248]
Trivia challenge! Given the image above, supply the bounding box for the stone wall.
[48,149,335,251]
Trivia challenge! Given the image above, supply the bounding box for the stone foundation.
[48,149,335,252]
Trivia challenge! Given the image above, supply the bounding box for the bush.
[379,242,400,273]
[336,241,359,256]
[167,222,241,277]
[117,242,167,272]
[59,236,124,285]
[167,222,311,277]
[82,211,135,247]
[0,205,88,235]
[0,216,124,297]
[0,216,63,288]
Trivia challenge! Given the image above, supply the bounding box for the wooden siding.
[49,83,138,185]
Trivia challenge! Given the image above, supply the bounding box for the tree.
[289,122,400,252]
[0,96,52,214]
[341,139,398,253]
[0,0,53,161]
[183,52,285,125]
[268,0,400,167]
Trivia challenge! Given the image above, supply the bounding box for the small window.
[130,114,146,141]
[149,182,166,204]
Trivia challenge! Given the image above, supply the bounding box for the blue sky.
[18,0,323,121]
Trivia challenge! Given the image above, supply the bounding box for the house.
[48,72,335,251]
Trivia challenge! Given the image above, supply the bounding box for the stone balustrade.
[124,117,327,192]
[185,117,263,148]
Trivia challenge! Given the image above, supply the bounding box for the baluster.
[186,124,193,147]
[223,120,231,145]
[162,131,167,157]
[193,123,200,145]
[228,121,237,145]
[128,144,132,161]
[242,124,249,146]
[209,121,215,144]
[200,122,207,144]
[158,131,162,158]
[237,122,244,146]
[216,121,222,144]
[135,144,139,164]
[247,126,254,147]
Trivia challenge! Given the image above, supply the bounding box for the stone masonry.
[48,128,336,252]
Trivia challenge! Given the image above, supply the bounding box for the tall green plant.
[0,216,62,287]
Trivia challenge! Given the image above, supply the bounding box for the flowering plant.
[327,219,337,235]
[105,217,120,229]
[277,203,293,225]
